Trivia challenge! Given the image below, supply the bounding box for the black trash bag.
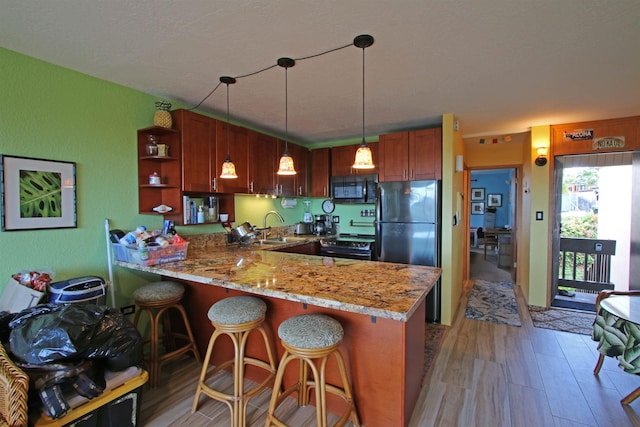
[9,303,143,370]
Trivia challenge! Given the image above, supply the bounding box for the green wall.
[0,47,175,306]
[0,48,377,309]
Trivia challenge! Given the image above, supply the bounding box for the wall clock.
[321,199,335,214]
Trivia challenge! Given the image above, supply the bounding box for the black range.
[319,234,376,260]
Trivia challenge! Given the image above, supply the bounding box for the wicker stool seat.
[192,296,277,427]
[132,281,200,388]
[265,314,359,427]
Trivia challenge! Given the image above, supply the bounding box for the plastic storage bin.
[112,242,189,266]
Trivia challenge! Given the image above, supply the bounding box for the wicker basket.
[0,342,28,427]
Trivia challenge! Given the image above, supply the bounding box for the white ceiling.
[2,0,639,145]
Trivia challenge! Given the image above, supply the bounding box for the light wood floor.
[140,257,640,426]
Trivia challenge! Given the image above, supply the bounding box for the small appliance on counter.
[313,214,336,235]
[294,222,314,235]
[302,200,313,223]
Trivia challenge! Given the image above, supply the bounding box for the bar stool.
[265,313,359,427]
[192,295,277,427]
[132,281,200,388]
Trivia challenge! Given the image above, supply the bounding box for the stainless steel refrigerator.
[375,180,441,322]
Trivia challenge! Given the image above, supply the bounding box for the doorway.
[551,152,633,311]
[468,168,517,282]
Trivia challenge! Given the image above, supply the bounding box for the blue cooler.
[48,276,107,305]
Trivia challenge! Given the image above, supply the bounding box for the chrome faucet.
[263,210,284,240]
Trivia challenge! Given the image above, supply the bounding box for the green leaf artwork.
[19,169,62,218]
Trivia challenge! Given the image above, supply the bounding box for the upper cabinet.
[310,148,330,197]
[276,141,308,197]
[173,108,250,193]
[137,126,182,215]
[330,143,378,176]
[378,128,442,182]
[248,130,278,195]
[331,145,355,176]
[173,109,217,192]
[215,121,249,193]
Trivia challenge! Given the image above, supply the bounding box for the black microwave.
[331,174,377,204]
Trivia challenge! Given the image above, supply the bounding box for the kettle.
[231,222,258,242]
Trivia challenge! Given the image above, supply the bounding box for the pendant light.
[219,76,238,179]
[352,34,375,170]
[276,57,296,175]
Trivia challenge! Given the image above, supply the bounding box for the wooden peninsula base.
[179,280,426,427]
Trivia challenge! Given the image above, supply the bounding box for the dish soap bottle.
[197,205,205,224]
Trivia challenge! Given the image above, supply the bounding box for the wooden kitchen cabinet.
[292,142,309,197]
[276,140,308,197]
[310,147,330,197]
[173,109,217,192]
[378,128,442,182]
[331,142,378,176]
[215,121,249,193]
[248,130,277,195]
[137,126,182,215]
[331,144,356,176]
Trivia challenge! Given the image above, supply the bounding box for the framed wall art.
[471,188,485,201]
[1,155,77,231]
[471,202,484,215]
[487,193,502,207]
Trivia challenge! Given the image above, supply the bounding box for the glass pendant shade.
[353,142,375,169]
[220,157,237,178]
[277,152,296,175]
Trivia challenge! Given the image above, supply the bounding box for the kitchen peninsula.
[115,238,440,427]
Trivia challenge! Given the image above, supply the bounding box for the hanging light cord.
[188,41,353,110]
[225,82,231,157]
[361,45,366,143]
[284,65,289,153]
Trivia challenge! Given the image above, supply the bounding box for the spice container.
[146,135,159,156]
[149,172,161,185]
[157,143,168,157]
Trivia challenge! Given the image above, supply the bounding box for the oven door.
[319,246,373,261]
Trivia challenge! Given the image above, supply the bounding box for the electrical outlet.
[120,305,135,315]
[333,216,340,223]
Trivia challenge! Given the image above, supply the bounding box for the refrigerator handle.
[375,185,382,259]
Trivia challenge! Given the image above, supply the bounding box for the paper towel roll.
[280,198,298,208]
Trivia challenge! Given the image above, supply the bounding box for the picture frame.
[471,202,484,215]
[1,155,76,231]
[471,188,485,201]
[487,193,502,207]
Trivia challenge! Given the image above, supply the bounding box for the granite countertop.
[115,237,441,322]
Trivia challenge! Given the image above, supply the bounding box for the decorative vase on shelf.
[153,101,172,128]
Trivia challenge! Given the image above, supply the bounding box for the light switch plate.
[536,211,543,220]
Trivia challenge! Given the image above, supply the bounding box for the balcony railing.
[558,237,616,293]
